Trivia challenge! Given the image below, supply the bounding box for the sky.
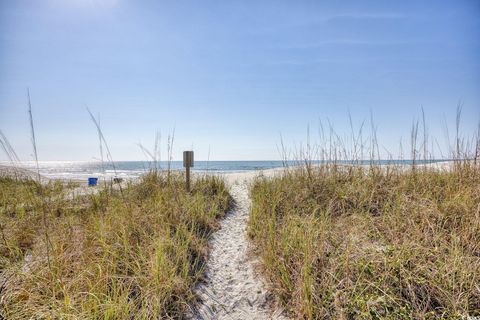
[0,0,479,161]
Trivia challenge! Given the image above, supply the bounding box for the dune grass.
[249,161,480,319]
[0,172,231,319]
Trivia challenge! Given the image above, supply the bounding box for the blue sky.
[0,0,479,161]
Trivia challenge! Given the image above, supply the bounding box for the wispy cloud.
[245,12,409,36]
[268,38,445,52]
[324,13,407,22]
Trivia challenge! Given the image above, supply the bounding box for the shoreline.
[0,160,459,184]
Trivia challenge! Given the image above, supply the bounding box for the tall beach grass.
[0,171,231,319]
[249,112,480,319]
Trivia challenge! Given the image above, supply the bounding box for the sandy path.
[190,171,287,320]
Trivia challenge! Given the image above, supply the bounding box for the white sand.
[189,169,288,320]
[0,164,49,183]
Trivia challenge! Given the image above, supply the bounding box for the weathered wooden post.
[183,151,194,192]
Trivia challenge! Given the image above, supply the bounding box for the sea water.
[2,160,447,180]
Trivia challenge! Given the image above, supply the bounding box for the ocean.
[1,160,448,181]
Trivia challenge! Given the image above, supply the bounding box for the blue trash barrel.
[88,177,98,186]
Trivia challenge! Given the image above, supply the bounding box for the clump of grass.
[250,107,480,319]
[0,171,231,318]
[250,161,480,319]
[0,176,73,270]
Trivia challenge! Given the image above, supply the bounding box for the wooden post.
[186,166,190,192]
[183,151,194,192]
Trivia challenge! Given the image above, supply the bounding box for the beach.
[2,160,477,319]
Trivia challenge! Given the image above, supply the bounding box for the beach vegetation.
[249,111,480,319]
[0,171,231,318]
